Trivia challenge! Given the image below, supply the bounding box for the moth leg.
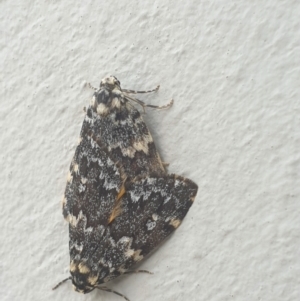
[122,85,159,94]
[52,277,72,290]
[124,94,174,112]
[98,287,130,301]
[86,82,97,91]
[124,269,153,275]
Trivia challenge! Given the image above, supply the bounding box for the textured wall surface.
[1,1,299,301]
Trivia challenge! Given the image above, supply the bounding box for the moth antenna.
[124,94,173,112]
[52,277,72,290]
[97,286,130,301]
[86,82,97,91]
[122,85,159,94]
[124,269,153,275]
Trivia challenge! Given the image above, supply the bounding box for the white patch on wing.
[152,213,158,221]
[133,249,143,262]
[125,248,135,258]
[68,210,86,227]
[78,183,86,192]
[119,237,134,258]
[84,227,93,233]
[73,163,79,174]
[70,242,83,252]
[133,134,153,154]
[146,220,156,231]
[169,218,181,228]
[121,146,136,158]
[118,265,127,273]
[129,184,152,203]
[174,179,182,188]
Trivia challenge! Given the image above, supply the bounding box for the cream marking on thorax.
[97,103,109,116]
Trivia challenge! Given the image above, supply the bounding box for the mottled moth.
[54,76,198,300]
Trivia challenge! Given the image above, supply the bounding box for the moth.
[54,76,198,300]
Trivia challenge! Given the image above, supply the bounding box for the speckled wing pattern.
[81,79,165,179]
[110,175,198,258]
[59,76,198,299]
[63,134,124,229]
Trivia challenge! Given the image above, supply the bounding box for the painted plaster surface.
[1,1,299,300]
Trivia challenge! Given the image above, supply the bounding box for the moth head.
[100,76,121,91]
[52,261,103,294]
[71,273,95,294]
[69,260,97,294]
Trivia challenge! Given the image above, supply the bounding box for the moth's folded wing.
[82,101,165,178]
[109,174,198,269]
[62,134,125,261]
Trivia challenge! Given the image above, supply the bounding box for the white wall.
[1,1,299,301]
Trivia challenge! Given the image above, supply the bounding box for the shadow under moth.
[54,76,198,300]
